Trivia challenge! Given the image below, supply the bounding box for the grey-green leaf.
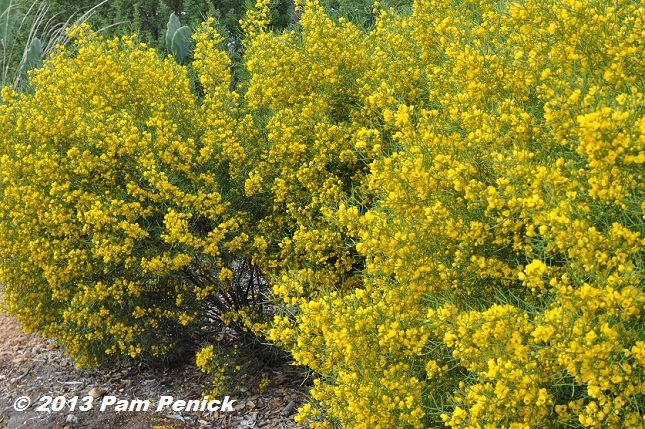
[166,12,181,53]
[171,25,192,64]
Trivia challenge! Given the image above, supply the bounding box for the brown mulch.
[0,308,313,429]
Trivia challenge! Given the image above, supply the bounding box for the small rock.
[281,400,296,417]
[246,400,256,409]
[87,387,106,398]
[65,414,78,424]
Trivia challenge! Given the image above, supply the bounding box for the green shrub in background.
[43,0,294,55]
[317,0,412,26]
[41,0,414,67]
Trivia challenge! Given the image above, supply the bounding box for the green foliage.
[0,0,11,42]
[1,0,43,89]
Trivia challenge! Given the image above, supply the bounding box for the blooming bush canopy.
[1,0,645,427]
[246,0,645,428]
[0,22,253,366]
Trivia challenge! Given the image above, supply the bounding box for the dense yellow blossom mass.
[242,0,645,427]
[1,0,644,427]
[0,23,247,366]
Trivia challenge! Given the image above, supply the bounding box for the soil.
[0,305,313,429]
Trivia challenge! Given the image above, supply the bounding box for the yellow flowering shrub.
[1,0,644,427]
[242,0,645,428]
[0,22,256,367]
